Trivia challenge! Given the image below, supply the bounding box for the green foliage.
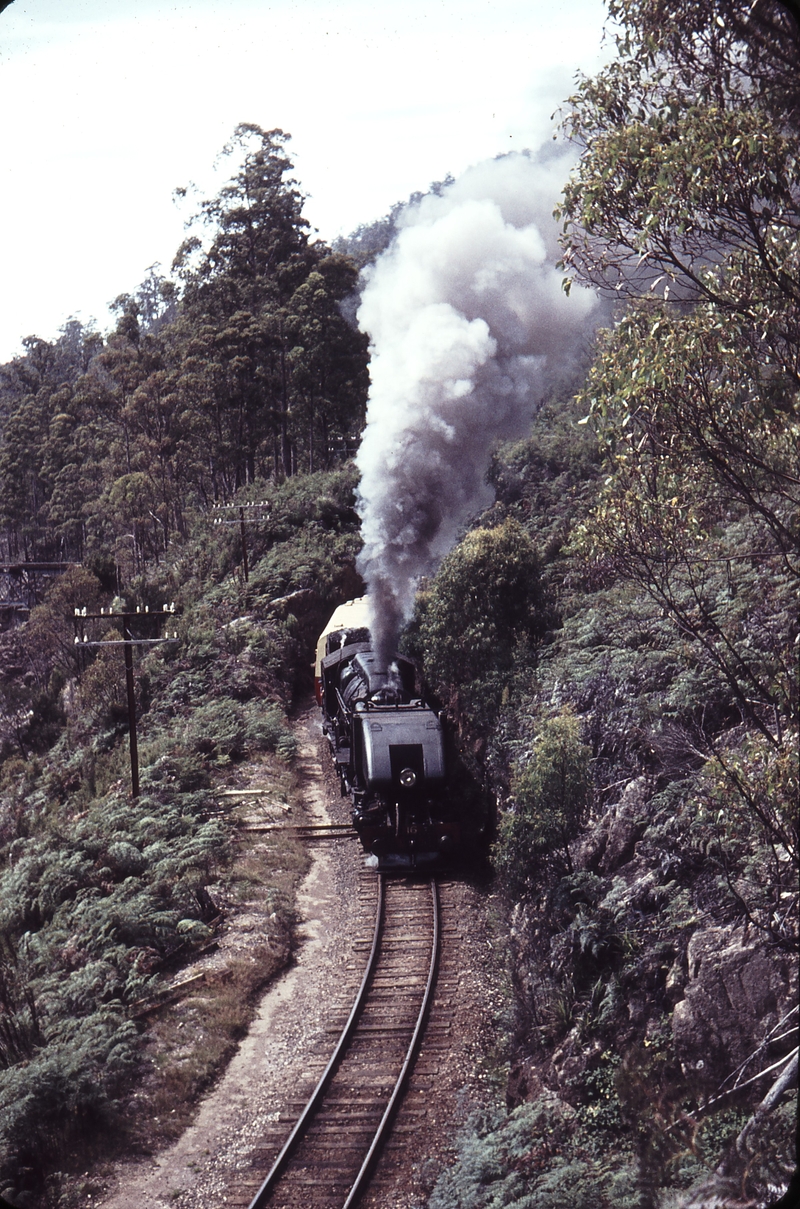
[560,0,799,312]
[488,397,603,561]
[0,7,795,1206]
[243,466,360,546]
[0,937,43,1068]
[419,519,547,733]
[0,1012,139,1176]
[0,130,368,568]
[0,464,360,1199]
[0,464,363,1202]
[23,566,103,690]
[183,698,296,763]
[0,770,228,1190]
[247,524,360,607]
[429,1062,766,1209]
[494,710,592,893]
[169,124,368,488]
[685,731,798,944]
[0,321,104,561]
[468,14,800,1207]
[76,628,128,726]
[568,309,798,751]
[559,0,799,760]
[429,1095,640,1209]
[574,1051,624,1132]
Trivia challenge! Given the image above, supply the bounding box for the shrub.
[428,1094,640,1209]
[0,936,43,1068]
[423,520,545,689]
[419,519,548,735]
[0,1011,138,1185]
[183,697,295,762]
[21,567,103,691]
[494,709,592,896]
[246,702,297,760]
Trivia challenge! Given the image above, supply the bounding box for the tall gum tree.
[556,21,799,1129]
[170,125,367,484]
[559,0,799,752]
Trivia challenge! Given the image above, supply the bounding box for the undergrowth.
[0,468,362,1207]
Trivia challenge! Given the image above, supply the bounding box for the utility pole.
[211,500,271,584]
[74,604,179,798]
[121,612,140,796]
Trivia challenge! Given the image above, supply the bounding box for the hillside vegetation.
[0,125,368,1207]
[419,3,799,1206]
[0,124,368,571]
[0,2,797,1208]
[0,468,363,1208]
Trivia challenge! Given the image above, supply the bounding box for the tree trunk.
[279,331,291,477]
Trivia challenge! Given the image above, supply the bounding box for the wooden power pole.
[74,604,179,798]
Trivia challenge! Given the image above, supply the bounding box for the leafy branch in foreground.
[559,0,800,313]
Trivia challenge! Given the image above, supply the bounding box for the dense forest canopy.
[0,125,369,567]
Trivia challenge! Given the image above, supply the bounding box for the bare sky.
[0,0,609,361]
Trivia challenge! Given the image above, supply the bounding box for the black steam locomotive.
[315,598,459,870]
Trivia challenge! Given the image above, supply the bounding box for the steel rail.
[246,875,386,1209]
[239,823,357,834]
[342,877,440,1209]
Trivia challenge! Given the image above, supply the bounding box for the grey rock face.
[671,924,796,1081]
[576,776,650,875]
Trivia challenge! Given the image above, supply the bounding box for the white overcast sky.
[0,0,610,363]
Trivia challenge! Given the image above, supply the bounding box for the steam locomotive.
[314,598,459,870]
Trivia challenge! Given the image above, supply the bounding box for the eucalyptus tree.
[170,124,367,485]
[283,255,369,473]
[86,295,196,558]
[0,322,104,560]
[560,0,799,750]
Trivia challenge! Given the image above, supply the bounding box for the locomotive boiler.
[315,598,459,870]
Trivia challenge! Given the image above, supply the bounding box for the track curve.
[233,875,440,1209]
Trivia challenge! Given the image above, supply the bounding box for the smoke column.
[355,147,600,670]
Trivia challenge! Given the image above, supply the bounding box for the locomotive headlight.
[399,767,417,788]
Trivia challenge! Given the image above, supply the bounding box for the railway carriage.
[315,598,459,869]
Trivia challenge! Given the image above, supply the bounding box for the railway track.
[225,874,441,1209]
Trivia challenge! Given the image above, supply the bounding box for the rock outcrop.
[672,924,797,1082]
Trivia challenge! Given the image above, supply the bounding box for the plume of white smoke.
[355,147,600,670]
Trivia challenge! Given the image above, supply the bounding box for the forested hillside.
[0,2,797,1208]
[0,468,363,1208]
[419,3,798,1206]
[0,124,369,1208]
[0,124,368,569]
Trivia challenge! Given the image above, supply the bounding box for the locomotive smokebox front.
[356,709,446,793]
